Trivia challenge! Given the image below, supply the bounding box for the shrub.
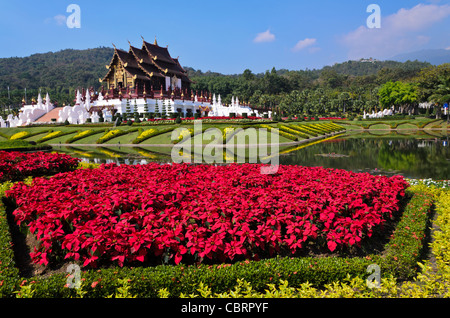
[9,131,30,140]
[96,129,129,144]
[64,130,102,144]
[131,127,175,144]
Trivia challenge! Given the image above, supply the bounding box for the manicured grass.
[105,131,140,144]
[70,129,107,144]
[4,118,441,147]
[397,123,419,130]
[24,131,51,142]
[144,131,176,145]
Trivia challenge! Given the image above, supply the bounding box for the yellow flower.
[73,130,93,139]
[177,129,193,142]
[42,131,62,140]
[137,129,157,139]
[10,131,30,140]
[98,129,121,142]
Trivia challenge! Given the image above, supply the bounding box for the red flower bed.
[6,163,408,268]
[143,116,263,122]
[0,151,80,182]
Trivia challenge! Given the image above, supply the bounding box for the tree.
[125,99,132,120]
[415,63,450,103]
[143,101,149,119]
[338,92,351,114]
[242,69,255,81]
[428,76,450,119]
[154,99,160,117]
[378,81,418,114]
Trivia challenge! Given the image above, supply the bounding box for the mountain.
[391,49,450,66]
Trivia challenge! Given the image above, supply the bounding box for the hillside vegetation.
[0,46,444,119]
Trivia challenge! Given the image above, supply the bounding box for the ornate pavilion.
[101,37,193,99]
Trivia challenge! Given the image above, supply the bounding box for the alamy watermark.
[66,263,81,289]
[366,4,381,29]
[170,120,280,174]
[66,4,81,29]
[366,264,381,289]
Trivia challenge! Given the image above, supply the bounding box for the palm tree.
[428,76,450,120]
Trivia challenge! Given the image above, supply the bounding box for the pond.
[52,131,450,180]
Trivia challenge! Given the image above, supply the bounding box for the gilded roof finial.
[154,36,158,46]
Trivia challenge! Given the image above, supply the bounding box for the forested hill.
[0,47,114,91]
[320,59,431,77]
[185,59,431,78]
[0,46,434,107]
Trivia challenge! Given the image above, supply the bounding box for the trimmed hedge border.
[64,129,105,144]
[0,188,21,297]
[0,175,434,297]
[95,128,139,144]
[132,127,177,144]
[36,130,77,144]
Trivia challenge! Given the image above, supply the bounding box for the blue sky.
[1,0,449,74]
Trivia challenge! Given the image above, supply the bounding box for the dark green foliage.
[0,47,114,108]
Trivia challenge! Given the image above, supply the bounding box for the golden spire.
[154,36,158,46]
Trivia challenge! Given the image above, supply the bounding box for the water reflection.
[279,132,450,179]
[53,131,450,180]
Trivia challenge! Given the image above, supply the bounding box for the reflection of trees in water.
[377,139,450,179]
[280,136,450,179]
[279,138,380,171]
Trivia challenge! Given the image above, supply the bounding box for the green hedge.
[0,183,434,297]
[0,184,21,297]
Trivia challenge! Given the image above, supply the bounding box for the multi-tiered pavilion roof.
[101,37,192,95]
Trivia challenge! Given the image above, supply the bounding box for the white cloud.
[446,46,450,50]
[44,14,67,26]
[341,3,450,60]
[253,29,275,43]
[292,38,317,52]
[53,15,67,25]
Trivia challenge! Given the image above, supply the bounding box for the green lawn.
[2,118,443,147]
[105,131,140,144]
